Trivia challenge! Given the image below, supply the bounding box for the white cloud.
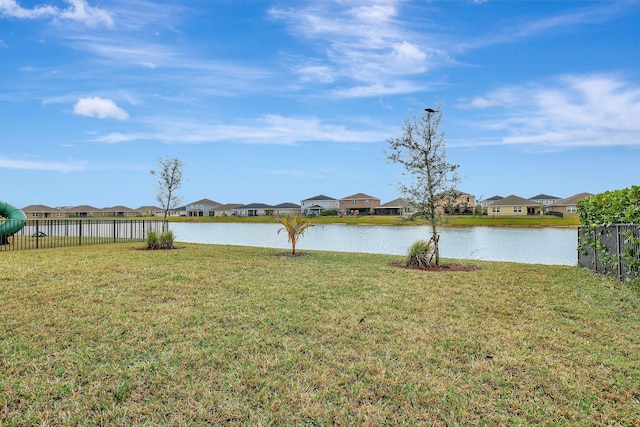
[270,1,446,97]
[73,97,129,120]
[461,74,640,148]
[0,0,112,27]
[89,114,389,146]
[0,157,86,172]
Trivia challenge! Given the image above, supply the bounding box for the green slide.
[0,201,27,244]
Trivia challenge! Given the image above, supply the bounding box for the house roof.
[341,193,379,200]
[303,194,336,201]
[529,194,560,200]
[22,204,59,212]
[548,192,594,207]
[213,203,244,211]
[485,195,504,201]
[236,203,273,209]
[136,205,163,212]
[188,198,221,206]
[64,205,100,212]
[492,195,541,206]
[103,205,134,212]
[377,198,410,208]
[273,202,301,209]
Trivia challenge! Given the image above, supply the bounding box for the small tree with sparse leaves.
[386,105,460,266]
[150,156,184,231]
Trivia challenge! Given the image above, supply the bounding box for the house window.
[31,212,38,217]
[513,206,522,213]
[365,200,369,205]
[352,200,357,205]
[492,207,500,213]
[567,206,577,213]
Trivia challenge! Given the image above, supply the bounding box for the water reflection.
[169,222,577,266]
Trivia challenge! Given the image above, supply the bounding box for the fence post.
[616,224,622,281]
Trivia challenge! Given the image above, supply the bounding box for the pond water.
[170,223,578,266]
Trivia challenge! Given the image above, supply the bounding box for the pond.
[169,223,578,266]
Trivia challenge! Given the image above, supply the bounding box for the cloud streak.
[89,114,389,145]
[0,157,87,172]
[457,74,640,148]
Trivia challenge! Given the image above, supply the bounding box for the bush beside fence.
[0,219,165,252]
[578,224,640,283]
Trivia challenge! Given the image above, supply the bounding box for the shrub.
[406,239,435,268]
[321,209,337,216]
[146,230,175,250]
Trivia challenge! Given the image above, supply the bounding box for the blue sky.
[2,0,639,209]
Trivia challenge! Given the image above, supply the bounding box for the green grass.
[172,214,581,228]
[1,243,638,425]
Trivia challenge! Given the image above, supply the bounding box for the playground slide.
[0,200,27,244]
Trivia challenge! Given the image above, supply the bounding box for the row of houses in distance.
[20,192,592,219]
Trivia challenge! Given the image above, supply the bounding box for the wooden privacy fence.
[0,219,165,252]
[578,224,640,283]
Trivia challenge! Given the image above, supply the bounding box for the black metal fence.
[578,224,640,283]
[0,219,165,252]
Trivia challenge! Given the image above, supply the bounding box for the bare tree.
[150,156,184,230]
[386,106,460,266]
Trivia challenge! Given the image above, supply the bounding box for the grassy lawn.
[1,243,638,425]
[171,214,581,228]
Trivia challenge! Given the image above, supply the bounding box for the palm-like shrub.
[406,239,435,268]
[276,214,314,256]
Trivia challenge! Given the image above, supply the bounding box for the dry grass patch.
[0,243,638,425]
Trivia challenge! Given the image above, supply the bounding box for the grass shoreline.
[1,243,638,425]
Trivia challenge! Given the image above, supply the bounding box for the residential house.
[212,203,244,217]
[186,199,221,217]
[135,206,164,216]
[548,192,593,217]
[22,204,64,218]
[101,205,135,217]
[439,191,475,215]
[488,195,543,216]
[62,205,101,217]
[300,195,340,216]
[374,198,414,216]
[273,203,301,216]
[479,195,504,208]
[529,194,562,213]
[233,203,274,217]
[339,193,381,215]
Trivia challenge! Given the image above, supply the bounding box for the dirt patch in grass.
[390,262,479,272]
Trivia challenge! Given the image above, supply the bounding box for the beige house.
[339,193,381,215]
[548,192,593,217]
[438,191,475,215]
[273,203,301,216]
[488,195,543,216]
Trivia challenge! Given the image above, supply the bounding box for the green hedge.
[578,185,640,225]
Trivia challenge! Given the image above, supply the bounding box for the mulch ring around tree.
[390,262,479,272]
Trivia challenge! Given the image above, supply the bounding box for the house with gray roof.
[529,194,561,213]
[374,198,415,216]
[548,192,593,217]
[186,199,221,217]
[300,195,339,216]
[489,195,543,216]
[339,193,380,215]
